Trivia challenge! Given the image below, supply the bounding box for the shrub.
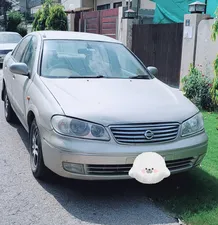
[211,7,218,105]
[32,0,67,31]
[17,23,27,37]
[6,11,27,37]
[46,4,67,30]
[182,65,214,111]
[32,8,46,31]
[7,11,22,32]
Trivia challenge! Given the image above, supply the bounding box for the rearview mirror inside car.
[9,63,29,76]
[147,66,158,76]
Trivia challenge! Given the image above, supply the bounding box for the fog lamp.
[194,154,206,166]
[62,162,85,174]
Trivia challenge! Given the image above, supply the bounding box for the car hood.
[0,43,17,50]
[41,77,198,126]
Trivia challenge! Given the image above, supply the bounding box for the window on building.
[113,2,122,8]
[97,4,110,10]
[126,1,132,8]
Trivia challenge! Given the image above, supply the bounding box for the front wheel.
[29,119,48,179]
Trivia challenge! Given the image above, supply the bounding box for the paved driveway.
[0,69,179,225]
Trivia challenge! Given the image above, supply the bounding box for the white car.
[0,32,22,64]
[2,31,208,180]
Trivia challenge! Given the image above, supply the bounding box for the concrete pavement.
[0,69,180,225]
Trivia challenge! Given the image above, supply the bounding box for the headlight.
[51,116,110,140]
[181,113,204,137]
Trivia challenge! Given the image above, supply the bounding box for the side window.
[13,36,32,62]
[117,51,140,74]
[21,36,38,73]
[11,45,19,57]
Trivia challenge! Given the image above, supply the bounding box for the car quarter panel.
[26,75,65,132]
[22,34,64,132]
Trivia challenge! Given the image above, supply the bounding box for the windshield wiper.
[67,75,106,79]
[129,75,150,79]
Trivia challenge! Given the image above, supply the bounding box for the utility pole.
[136,0,140,19]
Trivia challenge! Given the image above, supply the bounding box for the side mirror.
[147,66,158,76]
[9,63,29,76]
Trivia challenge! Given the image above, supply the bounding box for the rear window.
[0,33,22,44]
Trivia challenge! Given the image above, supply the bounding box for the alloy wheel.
[4,94,9,118]
[31,127,39,171]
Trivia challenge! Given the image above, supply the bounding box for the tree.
[32,0,52,31]
[6,11,27,37]
[32,8,45,31]
[7,11,22,31]
[212,8,218,41]
[46,4,67,30]
[17,23,27,36]
[211,7,218,106]
[32,0,67,31]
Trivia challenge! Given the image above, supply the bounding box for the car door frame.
[10,35,35,125]
[3,36,31,110]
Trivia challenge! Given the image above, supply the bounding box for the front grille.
[0,49,11,54]
[167,157,195,171]
[86,157,195,176]
[110,123,180,144]
[86,164,131,176]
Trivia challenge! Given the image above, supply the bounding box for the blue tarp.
[152,0,218,24]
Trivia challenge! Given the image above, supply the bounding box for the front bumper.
[41,129,208,180]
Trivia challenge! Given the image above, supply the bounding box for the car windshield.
[0,33,22,44]
[41,40,151,79]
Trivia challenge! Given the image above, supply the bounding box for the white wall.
[30,5,42,14]
[96,0,125,8]
[140,0,156,10]
[61,0,81,11]
[82,0,94,8]
[96,0,156,9]
[180,14,209,82]
[27,24,33,33]
[117,6,139,49]
[195,19,218,79]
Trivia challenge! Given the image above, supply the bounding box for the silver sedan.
[0,32,22,64]
[1,31,208,180]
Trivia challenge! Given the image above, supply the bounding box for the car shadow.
[10,120,29,151]
[35,168,218,225]
[36,174,180,225]
[12,119,218,225]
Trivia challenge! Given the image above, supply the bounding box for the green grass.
[141,112,218,225]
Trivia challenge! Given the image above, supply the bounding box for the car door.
[12,35,38,124]
[4,36,32,110]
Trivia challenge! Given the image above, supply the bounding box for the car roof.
[0,32,21,35]
[31,31,121,44]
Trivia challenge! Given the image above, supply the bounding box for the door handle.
[12,75,16,79]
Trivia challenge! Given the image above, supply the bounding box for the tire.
[29,119,48,179]
[4,89,17,123]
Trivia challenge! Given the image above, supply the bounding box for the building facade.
[61,0,155,11]
[27,0,61,14]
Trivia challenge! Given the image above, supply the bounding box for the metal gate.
[132,23,184,87]
[80,8,119,39]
